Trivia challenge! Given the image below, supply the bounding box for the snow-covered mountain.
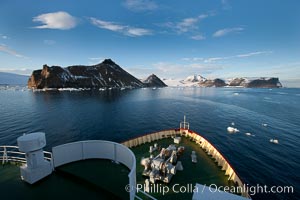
[184,75,206,82]
[164,75,282,88]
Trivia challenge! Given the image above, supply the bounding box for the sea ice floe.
[270,139,279,144]
[245,132,255,137]
[227,127,239,133]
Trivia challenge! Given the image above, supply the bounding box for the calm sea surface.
[0,87,299,199]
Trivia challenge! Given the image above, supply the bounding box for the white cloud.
[236,51,272,58]
[0,34,8,39]
[204,57,224,63]
[173,14,210,33]
[176,17,200,33]
[183,51,272,63]
[123,0,157,11]
[190,34,206,40]
[182,57,203,61]
[126,27,152,36]
[44,40,56,45]
[33,11,77,30]
[90,17,152,37]
[0,44,27,58]
[90,18,123,31]
[213,27,244,37]
[161,12,214,39]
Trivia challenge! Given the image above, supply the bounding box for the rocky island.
[142,74,167,88]
[227,77,282,88]
[165,75,282,88]
[28,59,166,89]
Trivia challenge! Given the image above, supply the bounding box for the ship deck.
[131,136,237,200]
[1,136,240,200]
[0,159,129,200]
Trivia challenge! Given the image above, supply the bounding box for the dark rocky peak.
[143,74,157,83]
[143,74,167,87]
[102,59,116,65]
[95,59,124,73]
[42,64,49,70]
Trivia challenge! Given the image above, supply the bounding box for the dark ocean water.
[0,87,299,200]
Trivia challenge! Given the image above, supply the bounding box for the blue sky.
[0,0,299,85]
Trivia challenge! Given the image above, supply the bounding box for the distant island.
[28,59,166,89]
[26,59,282,89]
[164,75,282,88]
[0,72,28,85]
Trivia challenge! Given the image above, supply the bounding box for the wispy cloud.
[213,27,244,37]
[182,57,203,61]
[89,17,152,37]
[161,12,214,40]
[203,51,272,63]
[123,0,157,12]
[204,57,224,63]
[0,44,27,58]
[182,51,272,63]
[0,34,9,39]
[33,11,77,30]
[44,40,56,45]
[236,51,272,58]
[190,34,206,40]
[167,14,211,34]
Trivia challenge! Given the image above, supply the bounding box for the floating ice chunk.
[231,122,235,126]
[227,127,239,133]
[233,93,239,95]
[245,133,252,136]
[270,139,279,144]
[262,123,268,127]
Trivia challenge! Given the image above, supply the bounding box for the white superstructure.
[17,132,52,184]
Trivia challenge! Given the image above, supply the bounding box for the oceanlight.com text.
[207,184,294,196]
[125,183,294,196]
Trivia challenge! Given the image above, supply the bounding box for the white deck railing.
[0,145,52,165]
[52,140,137,200]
